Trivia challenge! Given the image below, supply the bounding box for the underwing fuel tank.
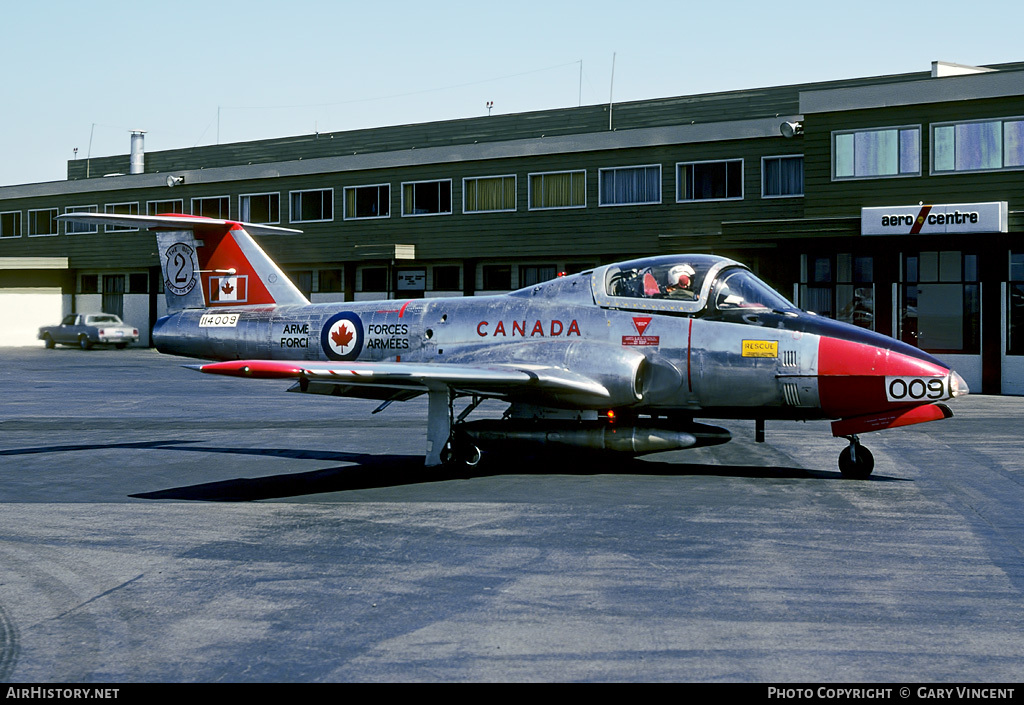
[461,419,732,455]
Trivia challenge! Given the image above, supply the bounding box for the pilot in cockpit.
[663,264,697,300]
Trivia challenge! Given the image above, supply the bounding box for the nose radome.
[817,336,960,419]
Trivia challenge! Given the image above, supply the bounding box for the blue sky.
[1,0,1021,186]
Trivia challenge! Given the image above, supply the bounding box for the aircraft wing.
[187,358,615,407]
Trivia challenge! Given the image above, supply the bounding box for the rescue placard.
[742,340,778,358]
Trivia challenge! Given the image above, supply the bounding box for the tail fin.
[56,213,308,312]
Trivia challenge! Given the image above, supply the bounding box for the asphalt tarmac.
[1,347,1022,683]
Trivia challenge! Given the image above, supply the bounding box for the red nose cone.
[818,336,957,419]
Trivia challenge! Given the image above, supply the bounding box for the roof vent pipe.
[129,130,146,174]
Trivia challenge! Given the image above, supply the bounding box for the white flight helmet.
[666,264,696,287]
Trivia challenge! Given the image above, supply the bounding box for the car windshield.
[710,269,798,313]
[605,260,713,303]
[87,315,121,324]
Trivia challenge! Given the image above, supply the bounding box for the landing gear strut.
[838,435,874,479]
[427,388,483,468]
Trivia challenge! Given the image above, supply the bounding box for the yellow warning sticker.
[742,340,778,358]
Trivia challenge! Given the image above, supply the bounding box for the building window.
[1008,252,1024,355]
[129,272,149,294]
[64,205,98,234]
[147,199,184,215]
[0,211,21,238]
[318,268,343,293]
[433,265,460,291]
[290,189,333,223]
[464,175,516,213]
[833,126,920,179]
[599,165,661,206]
[402,180,452,216]
[361,267,388,292]
[28,208,58,237]
[239,193,280,223]
[563,261,597,275]
[192,196,230,219]
[529,170,585,210]
[287,270,313,298]
[482,264,512,290]
[932,117,1024,174]
[79,274,99,294]
[762,156,803,198]
[677,160,743,202]
[800,254,874,330]
[104,202,139,231]
[343,184,389,220]
[900,251,979,354]
[520,265,557,287]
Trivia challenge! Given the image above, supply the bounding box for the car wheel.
[78,335,92,350]
[43,334,55,349]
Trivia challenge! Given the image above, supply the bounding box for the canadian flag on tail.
[209,275,248,303]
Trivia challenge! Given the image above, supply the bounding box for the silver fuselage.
[153,265,843,419]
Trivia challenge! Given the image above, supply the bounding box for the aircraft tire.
[442,439,482,468]
[459,443,482,468]
[838,444,874,479]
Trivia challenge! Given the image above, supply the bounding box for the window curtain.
[601,166,659,204]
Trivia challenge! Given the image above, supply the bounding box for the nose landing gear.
[838,435,874,479]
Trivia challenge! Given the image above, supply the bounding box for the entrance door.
[103,274,125,318]
[1003,253,1024,393]
[899,250,982,391]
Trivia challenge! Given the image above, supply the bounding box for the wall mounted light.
[780,121,803,138]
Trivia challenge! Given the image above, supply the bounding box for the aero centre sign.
[861,202,1008,236]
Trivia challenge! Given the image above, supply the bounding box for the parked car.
[39,313,140,350]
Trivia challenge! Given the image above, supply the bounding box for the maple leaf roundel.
[321,312,364,360]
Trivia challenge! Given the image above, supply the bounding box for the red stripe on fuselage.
[817,336,950,418]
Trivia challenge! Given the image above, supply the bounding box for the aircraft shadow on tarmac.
[115,441,902,502]
[0,439,903,501]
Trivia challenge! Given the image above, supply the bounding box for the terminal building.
[1,60,1022,394]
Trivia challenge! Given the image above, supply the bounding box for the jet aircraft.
[57,213,968,478]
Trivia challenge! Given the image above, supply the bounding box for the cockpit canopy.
[593,255,798,317]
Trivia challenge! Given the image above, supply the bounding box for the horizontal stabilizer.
[56,212,301,237]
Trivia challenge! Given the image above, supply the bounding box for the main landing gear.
[440,435,482,468]
[427,388,483,469]
[838,435,874,479]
